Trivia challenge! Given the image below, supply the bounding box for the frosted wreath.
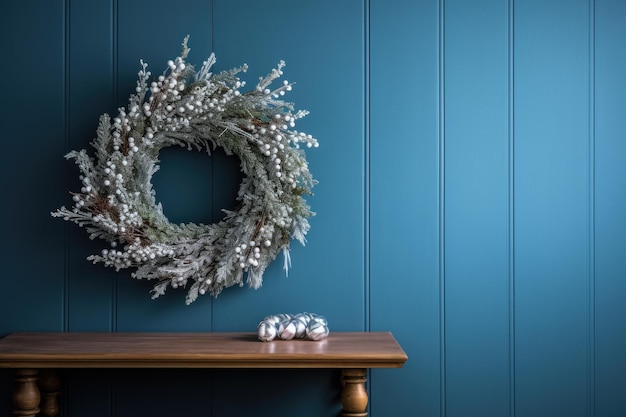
[51,37,318,304]
[257,313,329,342]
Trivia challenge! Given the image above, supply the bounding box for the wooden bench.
[0,332,407,417]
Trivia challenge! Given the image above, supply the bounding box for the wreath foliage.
[52,37,318,304]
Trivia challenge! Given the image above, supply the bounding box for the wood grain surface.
[0,332,407,369]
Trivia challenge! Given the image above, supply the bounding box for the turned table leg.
[340,369,368,417]
[12,369,40,417]
[38,370,61,417]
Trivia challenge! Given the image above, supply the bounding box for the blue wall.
[1,1,625,416]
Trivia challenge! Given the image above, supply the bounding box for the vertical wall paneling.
[444,1,510,416]
[514,1,590,416]
[210,1,365,416]
[211,0,366,331]
[0,2,66,333]
[370,0,441,416]
[594,0,626,415]
[114,0,214,330]
[112,1,214,415]
[508,0,516,415]
[587,1,596,415]
[64,2,117,412]
[66,0,116,332]
[0,0,68,413]
[438,2,447,416]
[63,3,117,414]
[364,0,371,336]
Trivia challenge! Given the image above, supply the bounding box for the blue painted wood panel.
[595,0,626,415]
[211,0,366,331]
[210,2,366,416]
[0,1,66,334]
[514,1,591,416]
[0,0,68,412]
[67,0,116,333]
[444,1,511,416]
[370,0,441,416]
[114,0,215,330]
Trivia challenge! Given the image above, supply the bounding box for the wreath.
[52,37,318,304]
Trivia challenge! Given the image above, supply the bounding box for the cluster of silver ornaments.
[257,313,329,342]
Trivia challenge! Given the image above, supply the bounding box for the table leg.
[340,368,368,417]
[39,370,61,417]
[12,369,40,417]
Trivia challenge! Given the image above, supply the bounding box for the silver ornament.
[306,320,329,341]
[307,313,328,326]
[257,321,277,342]
[293,317,308,338]
[278,319,298,340]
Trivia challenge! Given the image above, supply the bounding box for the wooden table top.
[0,332,407,369]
